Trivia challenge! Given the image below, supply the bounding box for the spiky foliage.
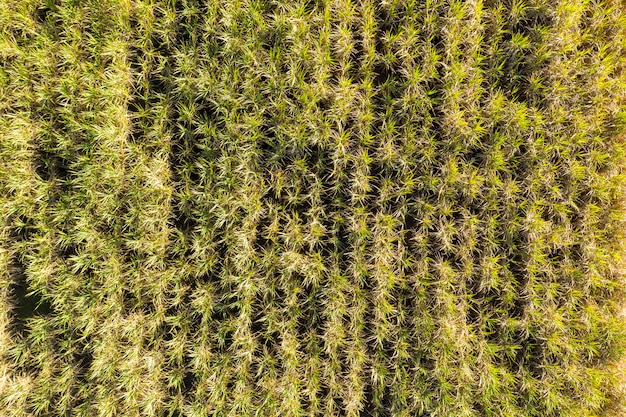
[1,0,626,416]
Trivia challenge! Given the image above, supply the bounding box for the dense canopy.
[1,0,625,416]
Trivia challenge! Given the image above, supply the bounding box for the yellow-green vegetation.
[1,0,626,416]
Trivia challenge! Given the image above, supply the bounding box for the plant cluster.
[0,0,626,416]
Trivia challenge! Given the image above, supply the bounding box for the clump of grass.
[0,0,625,416]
